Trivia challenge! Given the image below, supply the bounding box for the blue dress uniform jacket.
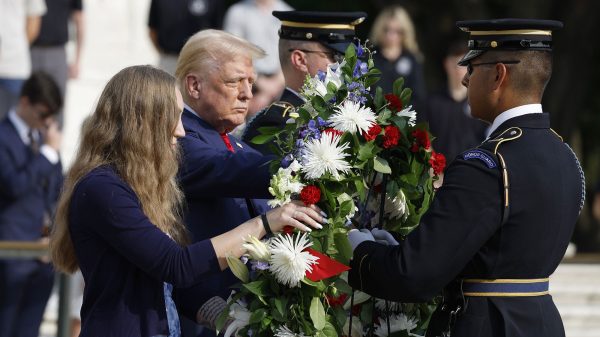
[175,109,273,316]
[243,88,304,155]
[348,113,584,337]
[0,117,63,337]
[69,166,222,336]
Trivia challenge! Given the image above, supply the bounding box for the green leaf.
[243,280,267,297]
[393,77,405,97]
[251,134,275,145]
[322,322,338,337]
[310,297,326,330]
[248,308,268,324]
[333,232,352,265]
[364,75,379,88]
[257,126,283,135]
[373,156,392,174]
[400,87,413,106]
[344,43,356,61]
[374,87,385,110]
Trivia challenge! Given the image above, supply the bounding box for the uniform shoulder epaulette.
[482,127,523,154]
[267,100,296,118]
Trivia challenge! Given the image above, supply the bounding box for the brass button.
[491,41,498,48]
[306,32,313,39]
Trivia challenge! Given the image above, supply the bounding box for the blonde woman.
[370,5,426,108]
[50,65,324,337]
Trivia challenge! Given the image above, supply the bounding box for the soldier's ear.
[492,63,508,90]
[185,74,202,99]
[290,50,309,73]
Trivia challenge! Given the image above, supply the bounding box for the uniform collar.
[485,104,542,138]
[282,87,306,106]
[8,108,34,145]
[487,112,551,140]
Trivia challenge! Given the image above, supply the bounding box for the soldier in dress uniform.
[347,19,585,337]
[242,10,366,154]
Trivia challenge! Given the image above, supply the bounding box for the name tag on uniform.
[463,150,497,168]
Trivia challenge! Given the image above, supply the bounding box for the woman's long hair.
[369,5,423,62]
[50,65,188,273]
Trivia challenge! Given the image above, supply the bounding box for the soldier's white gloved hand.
[371,228,399,246]
[348,229,375,251]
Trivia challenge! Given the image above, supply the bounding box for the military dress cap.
[273,10,367,54]
[456,18,563,65]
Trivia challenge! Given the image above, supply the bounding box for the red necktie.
[220,133,234,152]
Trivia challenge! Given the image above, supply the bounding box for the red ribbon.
[304,248,350,282]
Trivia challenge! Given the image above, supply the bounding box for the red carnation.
[363,123,382,141]
[300,185,321,205]
[326,293,348,307]
[410,143,420,153]
[429,151,447,176]
[411,129,431,150]
[384,93,403,111]
[282,226,295,235]
[323,128,343,137]
[383,125,401,148]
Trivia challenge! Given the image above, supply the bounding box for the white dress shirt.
[485,104,543,138]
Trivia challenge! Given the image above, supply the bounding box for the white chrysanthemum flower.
[328,100,377,134]
[269,233,319,287]
[301,133,351,180]
[374,314,418,337]
[397,106,417,127]
[224,301,251,337]
[242,235,271,262]
[274,325,309,337]
[268,161,305,207]
[375,298,403,312]
[368,189,409,226]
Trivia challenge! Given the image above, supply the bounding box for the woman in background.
[49,65,324,337]
[370,5,426,110]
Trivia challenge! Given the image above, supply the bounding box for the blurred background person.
[0,0,47,119]
[31,0,84,128]
[148,0,225,75]
[0,71,63,337]
[421,39,487,161]
[224,0,292,119]
[369,5,426,112]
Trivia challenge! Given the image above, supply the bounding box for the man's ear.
[492,63,508,91]
[185,74,202,99]
[290,50,309,74]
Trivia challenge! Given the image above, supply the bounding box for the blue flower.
[281,154,294,168]
[317,70,326,82]
[317,117,330,127]
[355,42,365,57]
[251,260,270,271]
[353,60,369,77]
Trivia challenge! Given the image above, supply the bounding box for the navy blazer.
[0,117,63,241]
[69,166,222,336]
[175,109,273,312]
[349,114,583,337]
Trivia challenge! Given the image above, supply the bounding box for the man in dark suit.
[347,19,584,337]
[242,11,367,154]
[0,72,63,337]
[173,29,274,335]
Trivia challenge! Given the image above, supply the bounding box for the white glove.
[371,228,399,246]
[348,229,375,251]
